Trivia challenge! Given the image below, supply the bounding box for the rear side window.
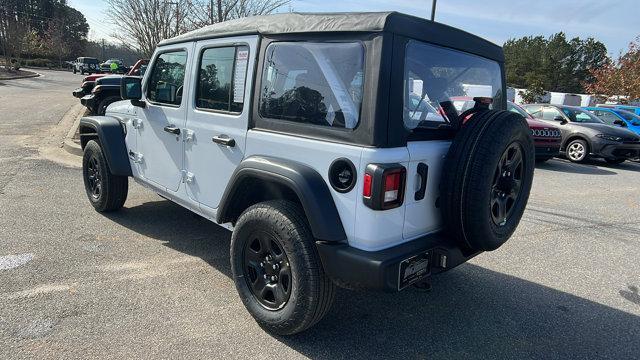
[403,40,503,131]
[259,42,364,129]
[196,46,249,113]
[147,50,188,106]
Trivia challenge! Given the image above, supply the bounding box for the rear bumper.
[81,94,97,110]
[316,232,477,292]
[72,87,86,98]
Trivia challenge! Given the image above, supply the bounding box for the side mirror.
[554,115,568,124]
[120,76,145,107]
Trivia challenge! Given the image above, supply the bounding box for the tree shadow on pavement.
[104,199,640,359]
[536,158,617,175]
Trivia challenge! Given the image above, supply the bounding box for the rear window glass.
[404,40,503,131]
[259,42,364,129]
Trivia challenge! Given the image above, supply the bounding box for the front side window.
[197,46,249,113]
[147,50,188,106]
[259,42,364,129]
[404,40,503,131]
[542,107,563,121]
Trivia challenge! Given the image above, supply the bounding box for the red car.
[507,101,561,162]
[449,97,561,162]
[72,59,149,99]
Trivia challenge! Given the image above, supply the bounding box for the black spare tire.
[440,109,535,252]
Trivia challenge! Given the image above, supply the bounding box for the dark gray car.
[522,104,640,164]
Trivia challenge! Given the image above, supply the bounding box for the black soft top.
[159,12,503,62]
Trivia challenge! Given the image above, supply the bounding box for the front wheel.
[82,140,128,212]
[230,200,335,335]
[566,139,589,163]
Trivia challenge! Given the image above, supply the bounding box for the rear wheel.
[566,139,588,163]
[441,110,535,252]
[230,200,335,335]
[82,140,128,212]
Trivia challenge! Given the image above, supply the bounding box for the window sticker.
[233,49,249,103]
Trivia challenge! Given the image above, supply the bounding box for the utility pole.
[166,1,179,36]
[217,0,222,23]
[431,0,437,21]
[101,39,105,60]
[210,0,214,24]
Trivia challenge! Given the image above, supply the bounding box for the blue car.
[595,104,640,116]
[585,107,640,135]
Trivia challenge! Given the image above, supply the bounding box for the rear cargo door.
[403,141,450,239]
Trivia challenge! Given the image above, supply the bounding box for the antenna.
[431,0,437,21]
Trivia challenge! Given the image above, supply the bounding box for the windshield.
[84,58,99,64]
[562,108,603,124]
[615,110,640,125]
[404,40,503,131]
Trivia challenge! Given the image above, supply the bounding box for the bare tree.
[106,0,289,57]
[45,19,70,67]
[106,0,194,57]
[0,1,28,69]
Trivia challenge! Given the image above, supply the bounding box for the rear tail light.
[363,164,406,210]
[363,173,372,198]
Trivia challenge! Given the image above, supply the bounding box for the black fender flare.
[217,156,347,243]
[79,116,132,176]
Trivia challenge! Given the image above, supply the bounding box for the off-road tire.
[440,109,535,252]
[97,96,120,116]
[230,200,335,335]
[566,139,589,163]
[82,140,128,212]
[605,158,626,165]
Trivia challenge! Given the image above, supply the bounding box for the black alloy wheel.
[242,230,292,310]
[491,142,524,226]
[86,156,102,200]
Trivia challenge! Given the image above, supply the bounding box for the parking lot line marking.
[0,253,34,270]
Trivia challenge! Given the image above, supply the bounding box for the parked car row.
[72,59,149,115]
[72,57,132,75]
[520,104,640,164]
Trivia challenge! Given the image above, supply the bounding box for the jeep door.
[183,35,258,211]
[134,46,192,192]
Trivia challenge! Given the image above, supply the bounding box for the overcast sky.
[68,0,640,56]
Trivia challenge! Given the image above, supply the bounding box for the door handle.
[163,125,181,135]
[212,135,235,147]
[414,162,428,201]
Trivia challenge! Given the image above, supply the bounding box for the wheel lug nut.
[271,275,277,282]
[260,262,264,267]
[263,274,268,279]
[272,264,278,270]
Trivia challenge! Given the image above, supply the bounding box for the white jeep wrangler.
[79,12,535,335]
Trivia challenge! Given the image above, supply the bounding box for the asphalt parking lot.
[1,70,639,359]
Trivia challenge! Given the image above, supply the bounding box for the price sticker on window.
[233,49,249,103]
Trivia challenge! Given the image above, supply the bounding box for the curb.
[61,105,88,157]
[0,70,40,80]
